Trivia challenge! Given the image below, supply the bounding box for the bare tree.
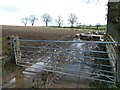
[29,15,38,26]
[55,16,64,27]
[41,13,52,27]
[20,18,28,26]
[96,23,101,32]
[68,13,78,28]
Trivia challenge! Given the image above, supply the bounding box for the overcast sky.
[0,0,108,26]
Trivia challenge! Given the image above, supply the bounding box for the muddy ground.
[1,25,117,88]
[2,25,87,40]
[1,25,87,87]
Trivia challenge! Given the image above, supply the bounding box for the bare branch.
[55,16,64,27]
[68,13,78,28]
[20,18,29,26]
[41,13,52,27]
[29,15,39,26]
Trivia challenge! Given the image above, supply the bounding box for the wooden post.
[10,35,21,65]
[10,35,16,64]
[15,36,21,65]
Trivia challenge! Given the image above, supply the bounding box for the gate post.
[10,35,16,64]
[116,44,120,83]
[10,35,21,65]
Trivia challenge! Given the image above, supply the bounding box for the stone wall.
[107,1,120,83]
[107,1,120,42]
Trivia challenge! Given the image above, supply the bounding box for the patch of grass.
[1,36,12,67]
[60,25,106,31]
[90,82,117,89]
[1,56,10,67]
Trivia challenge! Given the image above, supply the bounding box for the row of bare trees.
[21,15,38,26]
[21,13,78,27]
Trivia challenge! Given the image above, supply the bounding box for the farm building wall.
[107,1,120,83]
[107,1,120,42]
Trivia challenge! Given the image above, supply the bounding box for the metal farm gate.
[11,36,119,84]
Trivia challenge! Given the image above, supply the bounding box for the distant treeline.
[50,25,106,30]
[21,14,106,29]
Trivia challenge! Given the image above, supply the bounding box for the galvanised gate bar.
[11,36,119,84]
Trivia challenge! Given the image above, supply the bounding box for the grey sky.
[0,0,108,26]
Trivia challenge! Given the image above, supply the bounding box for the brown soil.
[2,25,86,87]
[2,25,85,40]
[2,62,24,84]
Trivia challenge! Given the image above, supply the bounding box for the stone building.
[107,0,120,83]
[107,0,120,42]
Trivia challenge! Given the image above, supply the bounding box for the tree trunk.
[71,23,73,28]
[59,23,61,27]
[46,22,48,27]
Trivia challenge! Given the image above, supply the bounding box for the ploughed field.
[2,25,85,40]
